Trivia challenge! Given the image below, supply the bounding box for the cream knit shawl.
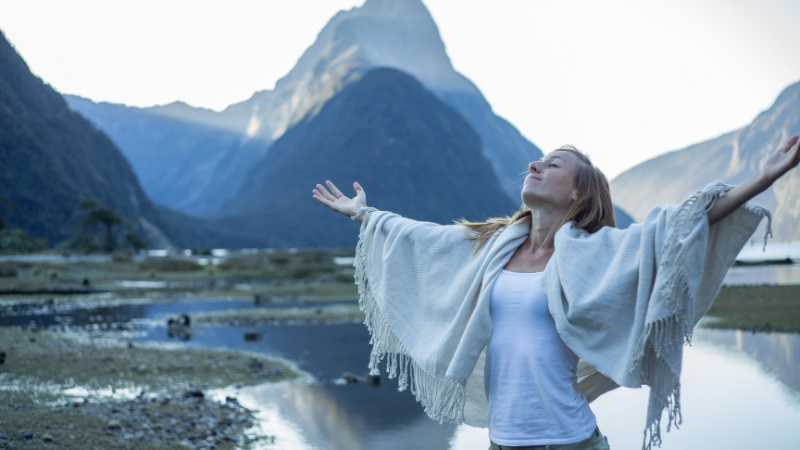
[353,181,772,450]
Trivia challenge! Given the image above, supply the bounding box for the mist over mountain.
[144,0,542,204]
[0,30,261,249]
[217,67,517,248]
[611,80,800,242]
[60,0,634,239]
[64,95,268,216]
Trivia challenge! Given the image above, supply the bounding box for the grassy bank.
[0,250,358,304]
[193,303,364,326]
[704,284,800,332]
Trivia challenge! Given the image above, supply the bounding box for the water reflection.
[3,297,798,449]
[199,324,800,450]
[214,381,456,450]
[692,326,800,397]
[452,329,800,450]
[148,322,457,449]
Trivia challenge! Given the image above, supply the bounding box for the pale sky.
[1,0,798,179]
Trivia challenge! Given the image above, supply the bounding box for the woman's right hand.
[311,180,367,219]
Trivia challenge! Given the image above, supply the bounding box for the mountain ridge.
[216,67,518,248]
[610,80,800,242]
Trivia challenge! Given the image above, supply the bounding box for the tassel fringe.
[353,213,466,424]
[628,182,771,450]
[352,184,772,449]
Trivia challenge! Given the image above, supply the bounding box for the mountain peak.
[360,0,432,19]
[266,0,463,95]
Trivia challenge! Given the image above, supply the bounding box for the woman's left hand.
[762,135,800,184]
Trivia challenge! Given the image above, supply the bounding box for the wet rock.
[337,371,381,387]
[243,332,261,342]
[183,389,205,399]
[107,420,122,430]
[0,350,5,365]
[366,374,381,387]
[82,278,91,287]
[21,432,33,440]
[41,433,53,442]
[167,314,192,340]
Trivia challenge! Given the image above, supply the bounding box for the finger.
[783,135,799,152]
[354,181,365,196]
[312,187,336,206]
[311,189,332,207]
[325,180,345,198]
[315,183,337,202]
[791,139,800,164]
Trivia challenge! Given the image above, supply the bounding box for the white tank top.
[486,269,597,446]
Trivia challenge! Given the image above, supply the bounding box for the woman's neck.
[523,206,568,253]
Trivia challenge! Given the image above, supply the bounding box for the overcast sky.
[1,0,798,179]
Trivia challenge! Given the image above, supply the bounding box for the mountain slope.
[0,30,176,246]
[610,80,800,242]
[0,30,252,249]
[64,95,268,216]
[217,67,517,248]
[64,0,633,228]
[152,0,542,203]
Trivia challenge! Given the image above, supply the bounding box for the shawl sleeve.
[353,206,495,423]
[545,181,773,450]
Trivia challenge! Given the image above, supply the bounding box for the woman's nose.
[529,161,542,173]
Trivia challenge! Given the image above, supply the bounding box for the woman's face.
[521,150,580,209]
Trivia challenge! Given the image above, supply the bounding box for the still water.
[205,323,800,450]
[6,295,795,450]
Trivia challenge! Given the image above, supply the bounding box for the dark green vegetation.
[0,31,165,246]
[66,200,145,253]
[704,284,800,332]
[0,223,47,254]
[0,30,257,252]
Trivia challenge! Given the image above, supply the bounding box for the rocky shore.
[0,327,300,450]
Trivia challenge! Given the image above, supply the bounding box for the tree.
[79,200,123,253]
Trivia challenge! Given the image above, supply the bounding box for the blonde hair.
[454,145,616,254]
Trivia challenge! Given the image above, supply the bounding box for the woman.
[311,136,799,450]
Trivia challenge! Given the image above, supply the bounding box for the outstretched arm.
[707,135,799,226]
